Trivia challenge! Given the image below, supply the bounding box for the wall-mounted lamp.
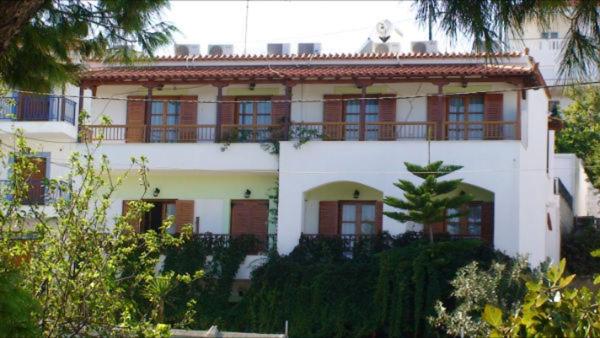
[244,189,252,199]
[249,82,256,91]
[152,187,161,197]
[353,189,360,199]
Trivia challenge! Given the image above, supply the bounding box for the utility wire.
[10,80,600,105]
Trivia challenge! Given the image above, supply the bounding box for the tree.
[555,86,600,188]
[0,120,201,336]
[414,0,600,80]
[484,259,600,337]
[383,161,473,242]
[0,0,175,91]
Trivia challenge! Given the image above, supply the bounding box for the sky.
[158,1,472,56]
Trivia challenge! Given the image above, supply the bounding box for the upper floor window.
[447,95,485,140]
[150,100,180,142]
[235,98,272,141]
[541,31,559,39]
[343,99,380,141]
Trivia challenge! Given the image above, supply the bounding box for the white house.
[1,50,590,280]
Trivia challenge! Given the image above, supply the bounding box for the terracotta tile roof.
[81,64,540,84]
[88,51,525,62]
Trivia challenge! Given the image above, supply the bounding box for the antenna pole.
[428,4,433,41]
[243,0,250,54]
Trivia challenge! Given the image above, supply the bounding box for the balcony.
[188,233,277,255]
[0,94,78,140]
[82,120,518,143]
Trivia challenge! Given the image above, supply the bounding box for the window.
[236,98,272,141]
[548,100,560,115]
[141,201,176,233]
[340,202,377,235]
[14,156,47,205]
[447,95,484,140]
[541,31,558,39]
[343,98,380,140]
[445,202,484,238]
[149,100,180,142]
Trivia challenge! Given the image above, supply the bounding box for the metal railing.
[0,94,77,125]
[442,121,518,140]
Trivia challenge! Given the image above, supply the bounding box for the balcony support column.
[283,80,296,141]
[213,81,229,142]
[434,81,449,140]
[355,79,372,141]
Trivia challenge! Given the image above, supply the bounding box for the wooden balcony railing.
[80,121,518,143]
[220,124,284,142]
[442,121,519,140]
[290,121,436,140]
[82,125,216,142]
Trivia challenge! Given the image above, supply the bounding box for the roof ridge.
[87,51,526,63]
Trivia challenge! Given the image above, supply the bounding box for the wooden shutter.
[220,96,236,140]
[230,200,269,235]
[379,94,397,140]
[122,200,141,233]
[484,94,503,139]
[25,157,46,204]
[318,201,339,235]
[179,96,198,142]
[323,95,343,140]
[427,96,445,140]
[175,200,195,234]
[271,95,290,140]
[375,201,383,234]
[481,202,494,245]
[430,221,445,234]
[126,96,146,143]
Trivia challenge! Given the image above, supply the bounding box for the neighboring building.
[0,50,587,279]
[506,16,573,111]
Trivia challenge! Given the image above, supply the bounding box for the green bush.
[562,224,600,275]
[0,267,40,337]
[233,238,500,338]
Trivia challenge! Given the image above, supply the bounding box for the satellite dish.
[376,20,392,43]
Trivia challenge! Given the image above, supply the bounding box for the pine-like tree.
[383,161,473,242]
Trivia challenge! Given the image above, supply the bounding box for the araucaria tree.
[383,161,472,242]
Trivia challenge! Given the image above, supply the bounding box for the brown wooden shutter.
[230,200,269,235]
[427,96,445,140]
[122,200,141,233]
[378,94,396,140]
[175,200,195,234]
[179,96,198,142]
[318,201,339,235]
[323,95,343,140]
[484,94,503,139]
[481,202,494,245]
[126,96,146,143]
[375,201,383,234]
[220,96,237,140]
[430,222,445,235]
[271,95,290,140]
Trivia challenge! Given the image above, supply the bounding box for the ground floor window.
[444,201,493,243]
[142,200,176,233]
[339,201,377,235]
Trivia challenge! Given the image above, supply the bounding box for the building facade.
[1,51,581,278]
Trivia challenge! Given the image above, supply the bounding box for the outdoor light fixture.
[153,188,160,197]
[249,82,256,91]
[353,189,360,199]
[244,189,252,199]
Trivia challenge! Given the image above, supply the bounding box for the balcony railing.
[80,121,518,143]
[191,233,277,254]
[290,121,436,140]
[0,94,77,125]
[443,121,518,140]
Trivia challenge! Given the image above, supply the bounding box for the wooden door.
[230,199,269,252]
